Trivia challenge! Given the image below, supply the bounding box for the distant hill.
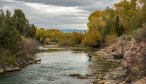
[60,29,87,33]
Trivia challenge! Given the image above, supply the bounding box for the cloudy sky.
[0,0,117,30]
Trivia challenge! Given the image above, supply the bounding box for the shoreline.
[0,59,40,75]
[94,51,124,84]
[93,38,146,84]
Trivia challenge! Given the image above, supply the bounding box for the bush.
[118,34,132,41]
[133,24,146,41]
[105,34,118,45]
[82,29,103,46]
[59,39,72,46]
[18,37,38,59]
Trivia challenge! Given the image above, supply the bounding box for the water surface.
[0,50,92,84]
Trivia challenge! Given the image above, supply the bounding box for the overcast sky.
[0,0,117,30]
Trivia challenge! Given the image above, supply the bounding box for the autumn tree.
[83,0,146,46]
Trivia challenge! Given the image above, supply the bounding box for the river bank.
[93,37,146,84]
[0,58,41,75]
[1,42,133,84]
[38,44,93,51]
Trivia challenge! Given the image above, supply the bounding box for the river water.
[0,50,93,84]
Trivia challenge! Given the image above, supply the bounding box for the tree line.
[0,9,36,64]
[36,28,84,46]
[82,0,146,46]
[37,0,146,47]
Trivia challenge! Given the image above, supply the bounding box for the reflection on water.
[0,50,93,84]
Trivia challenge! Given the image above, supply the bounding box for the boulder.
[5,66,14,72]
[14,67,21,71]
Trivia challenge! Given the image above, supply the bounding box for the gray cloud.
[0,0,116,30]
[15,0,97,6]
[15,0,116,11]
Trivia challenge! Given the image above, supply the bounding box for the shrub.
[18,37,38,59]
[82,29,103,46]
[133,24,146,42]
[118,34,132,41]
[105,34,118,45]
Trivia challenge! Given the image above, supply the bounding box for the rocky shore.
[0,59,41,75]
[95,36,146,84]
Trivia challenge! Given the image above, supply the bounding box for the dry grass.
[0,48,16,64]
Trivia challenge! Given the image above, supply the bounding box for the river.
[0,50,93,84]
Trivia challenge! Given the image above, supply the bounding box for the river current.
[0,50,93,84]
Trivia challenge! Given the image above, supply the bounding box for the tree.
[82,28,103,46]
[114,16,124,36]
[70,32,83,44]
[142,0,146,22]
[0,10,21,52]
[83,0,146,46]
[13,9,36,37]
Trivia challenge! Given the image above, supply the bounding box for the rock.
[36,59,41,64]
[104,80,118,84]
[96,37,146,83]
[133,77,146,84]
[93,80,105,84]
[32,59,41,64]
[15,63,20,67]
[5,66,14,72]
[0,67,5,74]
[14,67,21,71]
[69,73,88,79]
[37,59,41,62]
[104,67,127,83]
[112,54,123,60]
[78,75,87,79]
[86,74,93,77]
[69,73,81,77]
[0,58,37,75]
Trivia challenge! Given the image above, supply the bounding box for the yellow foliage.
[59,32,83,46]
[105,34,118,45]
[88,11,106,31]
[82,28,103,46]
[36,28,64,43]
